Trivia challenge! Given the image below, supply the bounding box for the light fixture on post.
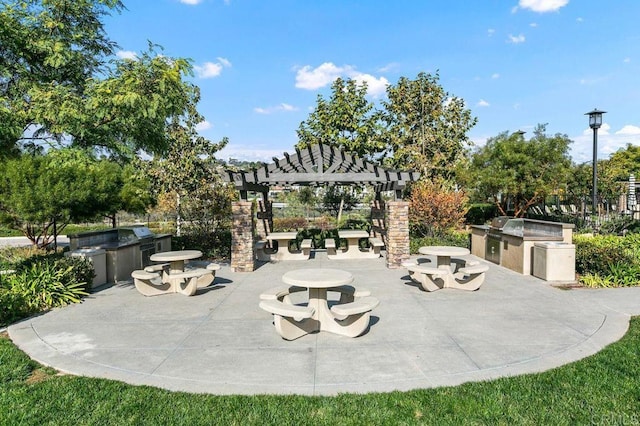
[585,108,606,215]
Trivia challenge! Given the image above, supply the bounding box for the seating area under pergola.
[223,143,420,271]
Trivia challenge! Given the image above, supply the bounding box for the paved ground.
[8,251,640,396]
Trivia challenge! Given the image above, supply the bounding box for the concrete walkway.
[8,251,640,396]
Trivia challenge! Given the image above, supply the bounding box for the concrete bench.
[405,264,447,292]
[144,263,169,273]
[186,261,221,288]
[368,237,384,254]
[327,285,371,304]
[329,296,380,337]
[300,239,313,257]
[168,268,213,296]
[259,299,316,340]
[450,263,489,291]
[259,284,307,303]
[325,238,337,256]
[254,240,274,261]
[131,270,171,297]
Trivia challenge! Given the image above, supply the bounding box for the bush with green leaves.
[172,230,232,261]
[574,233,640,287]
[410,231,470,254]
[465,203,498,225]
[0,254,92,326]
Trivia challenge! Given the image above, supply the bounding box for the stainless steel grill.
[485,217,510,264]
[118,227,156,266]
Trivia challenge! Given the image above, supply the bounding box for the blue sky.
[104,0,640,164]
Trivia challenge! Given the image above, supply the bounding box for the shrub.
[273,217,308,231]
[465,203,498,225]
[410,231,470,254]
[409,180,469,237]
[172,230,232,261]
[574,233,640,287]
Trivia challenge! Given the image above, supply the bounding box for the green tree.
[320,186,361,220]
[381,72,477,180]
[0,148,136,246]
[465,125,573,217]
[146,106,229,236]
[0,0,122,150]
[1,1,199,158]
[296,78,385,160]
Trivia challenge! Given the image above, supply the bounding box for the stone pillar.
[231,201,255,272]
[385,201,410,269]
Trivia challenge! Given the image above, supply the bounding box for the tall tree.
[146,102,229,236]
[296,78,385,160]
[0,0,121,152]
[464,125,573,217]
[1,1,199,158]
[0,148,137,246]
[381,72,477,180]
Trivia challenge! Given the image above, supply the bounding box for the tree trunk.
[176,193,182,237]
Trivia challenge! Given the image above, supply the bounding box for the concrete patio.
[8,251,640,396]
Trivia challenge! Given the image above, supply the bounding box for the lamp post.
[585,108,606,215]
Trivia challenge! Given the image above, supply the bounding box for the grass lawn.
[2,318,640,425]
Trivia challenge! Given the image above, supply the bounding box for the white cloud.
[116,50,137,60]
[218,146,285,162]
[488,28,495,36]
[624,57,631,63]
[571,123,640,162]
[616,125,640,135]
[195,120,212,131]
[378,62,400,73]
[576,17,583,22]
[217,57,232,67]
[194,58,231,78]
[530,22,538,27]
[491,73,500,79]
[517,0,569,13]
[295,62,350,90]
[352,73,389,97]
[254,103,298,115]
[508,34,526,44]
[179,0,202,4]
[477,99,490,107]
[582,122,610,136]
[294,62,389,97]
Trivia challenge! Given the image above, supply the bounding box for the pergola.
[223,144,420,272]
[223,143,420,200]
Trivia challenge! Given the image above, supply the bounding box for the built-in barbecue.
[69,226,172,283]
[471,217,574,276]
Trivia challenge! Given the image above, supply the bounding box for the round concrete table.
[150,250,203,274]
[418,246,470,270]
[282,268,355,336]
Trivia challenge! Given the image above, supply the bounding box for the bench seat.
[327,284,371,303]
[330,296,379,317]
[329,296,380,337]
[259,299,316,340]
[300,238,312,256]
[259,284,307,302]
[259,299,315,319]
[368,237,384,255]
[131,270,171,297]
[325,238,337,256]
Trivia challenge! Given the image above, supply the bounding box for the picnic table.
[405,246,488,292]
[263,232,310,261]
[327,230,382,260]
[259,268,379,340]
[132,250,218,296]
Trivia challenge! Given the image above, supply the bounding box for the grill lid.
[490,216,511,229]
[118,226,155,243]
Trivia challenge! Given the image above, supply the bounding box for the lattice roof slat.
[223,143,420,199]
